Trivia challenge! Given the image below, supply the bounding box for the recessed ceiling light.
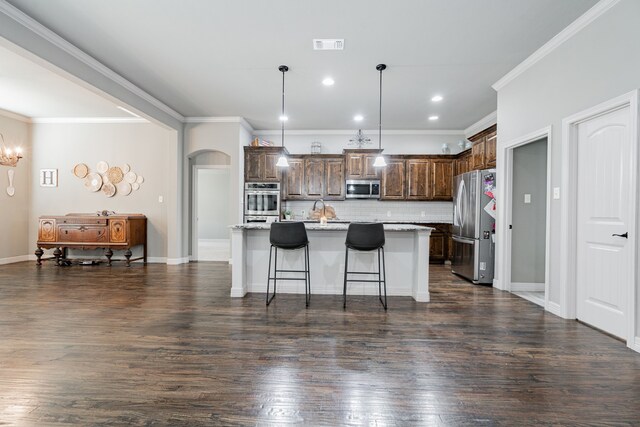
[431,95,443,102]
[322,77,335,86]
[279,115,288,122]
[353,114,364,122]
[428,115,439,121]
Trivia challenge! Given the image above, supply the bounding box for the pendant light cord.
[378,67,383,151]
[281,67,286,149]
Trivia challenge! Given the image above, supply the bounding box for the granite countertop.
[281,219,452,225]
[231,223,432,232]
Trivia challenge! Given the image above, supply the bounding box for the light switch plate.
[553,187,560,199]
[158,196,164,203]
[524,194,531,204]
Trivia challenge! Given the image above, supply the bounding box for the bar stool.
[267,222,311,307]
[343,223,387,310]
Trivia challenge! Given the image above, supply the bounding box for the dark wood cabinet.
[484,130,497,167]
[471,137,486,170]
[406,158,431,200]
[243,146,285,182]
[344,149,381,180]
[431,159,454,200]
[304,157,325,198]
[325,158,346,199]
[380,157,406,200]
[455,149,471,176]
[283,157,305,200]
[283,155,345,200]
[426,223,452,264]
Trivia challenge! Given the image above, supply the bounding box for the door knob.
[612,232,628,238]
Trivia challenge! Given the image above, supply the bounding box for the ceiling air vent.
[313,39,344,50]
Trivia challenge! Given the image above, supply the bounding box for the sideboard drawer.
[58,226,108,243]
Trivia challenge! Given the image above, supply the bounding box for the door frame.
[560,89,639,351]
[499,126,552,312]
[191,164,232,262]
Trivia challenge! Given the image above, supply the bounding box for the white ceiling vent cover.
[313,39,344,50]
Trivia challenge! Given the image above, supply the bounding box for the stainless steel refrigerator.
[452,169,496,284]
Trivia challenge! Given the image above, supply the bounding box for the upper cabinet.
[380,157,406,200]
[405,158,431,200]
[283,155,345,200]
[468,124,497,171]
[344,149,382,180]
[431,158,454,200]
[244,147,286,182]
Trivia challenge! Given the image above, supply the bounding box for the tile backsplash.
[282,200,452,223]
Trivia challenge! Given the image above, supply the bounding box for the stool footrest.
[269,276,307,281]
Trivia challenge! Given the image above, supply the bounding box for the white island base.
[230,223,432,302]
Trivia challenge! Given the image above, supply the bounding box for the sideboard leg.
[124,250,132,267]
[105,248,113,266]
[53,248,62,266]
[35,248,43,266]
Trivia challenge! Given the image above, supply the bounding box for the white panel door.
[576,106,632,339]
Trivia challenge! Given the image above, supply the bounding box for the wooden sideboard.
[36,214,147,266]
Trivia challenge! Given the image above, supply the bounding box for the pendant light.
[373,63,387,167]
[276,65,290,168]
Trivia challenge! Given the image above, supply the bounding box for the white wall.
[496,0,640,324]
[196,168,230,240]
[511,138,547,284]
[253,131,466,155]
[30,122,175,259]
[0,113,31,261]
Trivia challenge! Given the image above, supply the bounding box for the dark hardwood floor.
[0,262,639,425]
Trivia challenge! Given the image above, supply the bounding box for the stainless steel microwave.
[345,180,380,199]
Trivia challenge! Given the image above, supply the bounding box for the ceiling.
[0,43,133,119]
[5,0,598,129]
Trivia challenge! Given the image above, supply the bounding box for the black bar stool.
[343,223,387,310]
[267,222,311,307]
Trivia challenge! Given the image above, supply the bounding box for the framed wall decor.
[40,169,58,187]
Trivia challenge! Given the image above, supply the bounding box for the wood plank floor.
[0,262,639,425]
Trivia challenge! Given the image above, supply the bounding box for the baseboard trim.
[546,301,563,317]
[0,255,32,265]
[166,257,190,265]
[146,257,167,264]
[230,287,247,298]
[511,282,545,292]
[630,337,640,354]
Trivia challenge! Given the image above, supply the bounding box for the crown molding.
[31,117,149,124]
[0,108,31,123]
[0,0,185,123]
[184,116,254,132]
[253,129,464,136]
[492,0,621,91]
[464,111,497,137]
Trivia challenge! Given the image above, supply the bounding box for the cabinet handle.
[612,232,628,238]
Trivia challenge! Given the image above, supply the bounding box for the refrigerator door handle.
[453,235,475,244]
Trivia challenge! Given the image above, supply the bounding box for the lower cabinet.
[426,223,452,264]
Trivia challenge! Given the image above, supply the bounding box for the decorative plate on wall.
[136,175,144,184]
[132,182,140,191]
[117,181,132,196]
[102,182,116,198]
[125,171,137,184]
[73,163,89,179]
[84,172,103,192]
[107,166,124,184]
[121,163,130,174]
[96,161,109,174]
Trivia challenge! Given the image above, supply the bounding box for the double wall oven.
[244,182,280,222]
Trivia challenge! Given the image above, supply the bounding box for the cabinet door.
[431,159,453,200]
[244,151,264,182]
[380,159,406,200]
[364,154,381,179]
[305,158,325,198]
[284,158,305,199]
[109,219,127,243]
[484,131,497,168]
[325,159,345,200]
[345,153,364,179]
[38,219,57,242]
[406,159,431,200]
[429,230,446,263]
[263,152,282,181]
[471,138,486,170]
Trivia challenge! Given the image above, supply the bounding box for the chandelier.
[0,133,23,167]
[348,129,371,148]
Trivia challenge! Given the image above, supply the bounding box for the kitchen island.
[230,222,432,302]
